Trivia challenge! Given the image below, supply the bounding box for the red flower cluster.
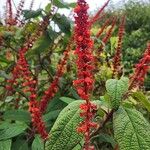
[21,58,48,139]
[129,43,150,89]
[40,41,72,113]
[98,17,117,55]
[74,0,97,149]
[6,11,55,140]
[113,16,126,77]
[28,84,48,140]
[5,0,16,25]
[6,47,48,139]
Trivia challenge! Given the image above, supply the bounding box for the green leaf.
[53,14,71,34]
[0,71,10,79]
[91,133,116,148]
[59,97,76,104]
[43,110,61,122]
[0,140,11,150]
[5,96,14,102]
[68,3,76,8]
[106,77,129,109]
[45,3,51,14]
[31,33,52,54]
[113,107,150,150]
[45,100,101,150]
[23,9,42,20]
[132,91,150,112]
[11,137,28,150]
[0,123,28,140]
[53,0,69,9]
[32,135,44,150]
[3,110,31,123]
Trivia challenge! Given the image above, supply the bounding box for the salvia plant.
[0,0,150,150]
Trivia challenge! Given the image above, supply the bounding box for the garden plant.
[0,0,150,150]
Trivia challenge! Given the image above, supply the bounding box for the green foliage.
[45,100,83,150]
[53,0,76,9]
[0,123,28,140]
[53,0,69,9]
[32,135,44,150]
[106,77,129,109]
[23,9,43,20]
[113,106,150,150]
[45,100,101,150]
[59,96,76,104]
[0,140,11,150]
[3,110,31,123]
[132,91,150,112]
[0,0,150,149]
[52,13,71,34]
[11,137,29,150]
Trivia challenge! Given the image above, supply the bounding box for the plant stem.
[90,109,114,138]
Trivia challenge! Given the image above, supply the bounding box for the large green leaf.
[11,137,28,150]
[0,123,28,140]
[0,140,11,150]
[45,100,101,150]
[53,0,69,9]
[53,13,71,34]
[132,91,150,112]
[32,135,44,150]
[106,77,129,109]
[91,133,116,148]
[59,97,76,104]
[113,107,150,150]
[3,110,31,123]
[31,33,52,55]
[23,9,42,20]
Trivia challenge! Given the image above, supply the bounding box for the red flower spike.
[98,17,117,55]
[40,40,73,114]
[113,16,126,77]
[129,43,150,90]
[89,0,110,25]
[6,47,48,139]
[74,1,97,149]
[96,17,112,38]
[6,0,14,25]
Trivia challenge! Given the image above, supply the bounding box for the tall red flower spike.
[15,0,25,25]
[74,1,97,149]
[6,12,52,91]
[6,47,48,139]
[6,0,15,25]
[113,16,126,77]
[96,17,112,38]
[22,55,48,139]
[40,40,73,113]
[89,0,110,25]
[129,43,150,90]
[97,17,117,55]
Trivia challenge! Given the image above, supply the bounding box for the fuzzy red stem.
[89,0,110,25]
[113,15,126,77]
[98,17,117,55]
